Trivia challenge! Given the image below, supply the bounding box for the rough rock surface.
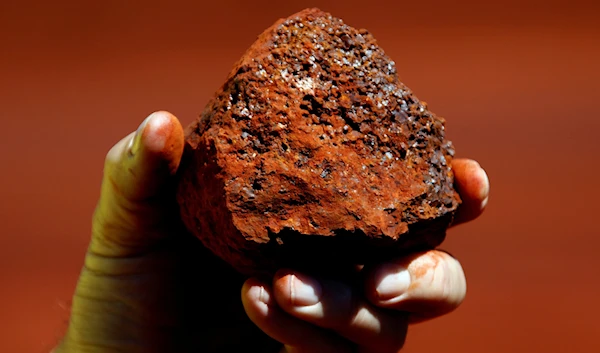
[177,8,461,276]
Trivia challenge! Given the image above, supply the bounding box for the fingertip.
[133,111,184,174]
[100,111,185,210]
[365,250,467,321]
[272,269,294,295]
[273,270,323,309]
[453,159,489,200]
[364,254,419,307]
[272,269,298,297]
[452,158,490,225]
[93,112,185,256]
[365,262,411,305]
[141,111,183,152]
[471,162,490,206]
[242,278,271,317]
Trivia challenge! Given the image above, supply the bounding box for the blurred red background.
[1,0,599,352]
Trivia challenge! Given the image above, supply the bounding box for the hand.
[54,111,489,352]
[242,159,489,353]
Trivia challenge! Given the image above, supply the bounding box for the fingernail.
[258,285,270,304]
[376,264,411,300]
[247,283,270,314]
[128,115,152,156]
[290,273,322,306]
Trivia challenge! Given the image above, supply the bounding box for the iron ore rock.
[177,8,461,276]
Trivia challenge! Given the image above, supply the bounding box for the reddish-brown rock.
[177,8,461,276]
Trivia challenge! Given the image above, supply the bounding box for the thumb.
[90,111,184,257]
[57,112,185,352]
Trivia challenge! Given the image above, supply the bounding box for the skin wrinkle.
[93,191,175,253]
[92,215,153,252]
[65,313,160,353]
[71,294,132,324]
[84,249,175,276]
[91,223,131,255]
[75,268,179,328]
[69,314,142,348]
[107,175,127,199]
[102,181,163,220]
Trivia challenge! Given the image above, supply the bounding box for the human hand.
[241,159,489,353]
[55,111,489,352]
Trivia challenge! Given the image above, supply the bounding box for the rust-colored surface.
[2,1,600,352]
[178,8,460,275]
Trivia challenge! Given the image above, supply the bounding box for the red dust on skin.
[409,252,441,284]
[366,250,441,302]
[364,250,465,323]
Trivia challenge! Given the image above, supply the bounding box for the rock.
[177,8,461,277]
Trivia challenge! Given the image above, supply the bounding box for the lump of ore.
[177,8,461,276]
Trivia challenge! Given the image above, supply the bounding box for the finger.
[272,271,409,353]
[241,278,353,353]
[451,158,490,227]
[105,110,184,201]
[364,250,467,324]
[91,111,184,257]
